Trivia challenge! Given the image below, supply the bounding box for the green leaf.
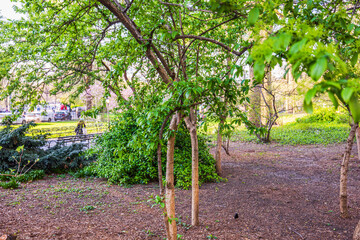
[303,100,313,114]
[341,88,354,103]
[349,94,360,123]
[323,81,341,90]
[351,53,358,67]
[248,7,259,26]
[328,91,339,109]
[304,88,317,105]
[310,57,327,81]
[253,61,265,81]
[289,38,307,55]
[171,31,178,39]
[16,145,24,153]
[278,33,292,50]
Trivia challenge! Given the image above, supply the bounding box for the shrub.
[0,170,45,189]
[0,179,19,189]
[0,122,93,173]
[296,108,349,124]
[86,110,220,189]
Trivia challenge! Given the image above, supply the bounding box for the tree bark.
[84,65,93,110]
[184,108,199,226]
[354,219,360,240]
[249,66,261,127]
[215,118,225,176]
[166,112,181,239]
[356,126,360,162]
[340,123,358,218]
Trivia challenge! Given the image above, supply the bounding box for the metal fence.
[27,122,107,138]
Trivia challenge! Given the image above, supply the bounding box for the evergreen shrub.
[0,122,93,173]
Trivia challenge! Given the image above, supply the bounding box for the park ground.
[1,142,360,239]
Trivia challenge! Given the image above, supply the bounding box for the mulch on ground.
[1,142,360,239]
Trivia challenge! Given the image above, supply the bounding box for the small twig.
[287,225,305,239]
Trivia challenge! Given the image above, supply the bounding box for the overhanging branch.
[174,35,252,57]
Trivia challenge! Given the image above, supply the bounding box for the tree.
[0,1,258,238]
[248,0,360,219]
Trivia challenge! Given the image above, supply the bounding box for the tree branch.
[174,35,252,57]
[97,0,172,84]
[158,1,212,13]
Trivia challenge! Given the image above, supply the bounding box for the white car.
[0,113,26,125]
[24,111,54,123]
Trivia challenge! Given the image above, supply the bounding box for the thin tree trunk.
[340,123,358,218]
[166,113,180,239]
[215,118,225,176]
[356,126,360,161]
[215,58,230,175]
[157,114,172,239]
[185,109,199,226]
[249,66,261,127]
[85,65,93,110]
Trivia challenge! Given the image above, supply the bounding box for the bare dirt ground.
[1,142,360,239]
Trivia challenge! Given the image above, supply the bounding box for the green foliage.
[220,121,350,145]
[85,110,220,189]
[0,170,45,189]
[80,205,95,212]
[249,1,360,122]
[295,108,349,124]
[248,7,260,26]
[271,123,350,145]
[0,179,19,189]
[0,122,93,173]
[16,170,45,182]
[207,234,218,239]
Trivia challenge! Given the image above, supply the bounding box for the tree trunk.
[354,220,360,240]
[184,109,199,226]
[356,126,360,162]
[85,66,93,110]
[157,114,172,239]
[340,123,358,218]
[215,118,225,176]
[166,113,180,239]
[249,66,261,127]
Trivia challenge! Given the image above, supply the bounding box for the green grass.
[271,122,350,145]
[1,120,107,138]
[201,120,350,146]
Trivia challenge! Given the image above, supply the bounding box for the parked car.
[0,113,26,124]
[24,111,54,123]
[54,111,72,121]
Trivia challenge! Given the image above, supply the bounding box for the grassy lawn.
[200,113,350,145]
[32,120,79,128]
[0,120,108,138]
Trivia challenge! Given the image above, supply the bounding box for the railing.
[27,122,107,138]
[46,133,102,148]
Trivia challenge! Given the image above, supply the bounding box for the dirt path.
[1,142,360,239]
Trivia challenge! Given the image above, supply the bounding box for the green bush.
[0,170,45,189]
[0,179,19,189]
[17,170,45,182]
[0,122,93,173]
[296,108,349,124]
[85,110,220,189]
